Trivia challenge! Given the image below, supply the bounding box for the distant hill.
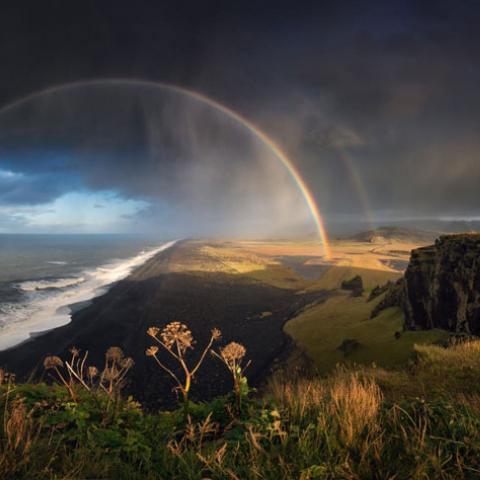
[441,220,480,233]
[347,226,439,244]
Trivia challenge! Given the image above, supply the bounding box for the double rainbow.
[0,79,331,258]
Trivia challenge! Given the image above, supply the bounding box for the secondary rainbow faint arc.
[0,78,331,258]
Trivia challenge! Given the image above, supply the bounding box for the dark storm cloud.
[0,166,79,205]
[0,0,479,224]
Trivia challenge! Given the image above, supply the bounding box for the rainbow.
[0,79,331,258]
[337,149,375,231]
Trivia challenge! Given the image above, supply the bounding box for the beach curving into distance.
[0,241,176,351]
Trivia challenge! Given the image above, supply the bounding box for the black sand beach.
[0,240,328,409]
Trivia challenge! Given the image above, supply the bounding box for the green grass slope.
[285,266,449,373]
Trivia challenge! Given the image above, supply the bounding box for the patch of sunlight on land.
[218,238,421,289]
[237,238,425,274]
[285,292,449,373]
[164,237,426,288]
[307,265,401,291]
[235,240,326,257]
[199,245,273,273]
[325,240,423,272]
[164,241,274,275]
[164,241,313,289]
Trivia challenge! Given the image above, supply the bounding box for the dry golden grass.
[267,375,327,418]
[329,372,382,446]
[268,369,383,447]
[0,374,44,476]
[416,336,480,364]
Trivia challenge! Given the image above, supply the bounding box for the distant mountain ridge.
[347,226,439,244]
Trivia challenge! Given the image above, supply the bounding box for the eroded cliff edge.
[373,234,480,334]
[403,234,480,333]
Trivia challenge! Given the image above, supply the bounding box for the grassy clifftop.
[2,339,480,479]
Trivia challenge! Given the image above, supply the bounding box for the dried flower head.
[161,322,194,352]
[105,347,124,362]
[211,328,222,340]
[69,347,79,357]
[88,366,98,378]
[146,346,159,357]
[147,326,160,338]
[220,342,246,367]
[43,356,64,370]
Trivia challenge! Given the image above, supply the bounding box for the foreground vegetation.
[2,335,480,479]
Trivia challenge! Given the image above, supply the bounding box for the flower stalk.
[146,322,221,415]
[211,342,250,413]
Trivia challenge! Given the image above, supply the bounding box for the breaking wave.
[0,241,176,350]
[18,277,86,292]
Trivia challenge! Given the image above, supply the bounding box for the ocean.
[0,234,174,351]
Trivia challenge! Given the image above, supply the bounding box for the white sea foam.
[0,240,176,351]
[46,261,68,265]
[18,277,86,291]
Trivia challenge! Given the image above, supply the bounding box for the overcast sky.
[0,0,478,235]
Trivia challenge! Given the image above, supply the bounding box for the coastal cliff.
[403,234,480,333]
[369,234,480,334]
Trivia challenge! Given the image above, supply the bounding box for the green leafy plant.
[211,341,250,413]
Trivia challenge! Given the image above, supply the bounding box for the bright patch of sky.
[0,191,148,233]
[0,168,23,180]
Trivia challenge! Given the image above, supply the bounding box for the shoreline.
[0,240,177,352]
[0,240,328,408]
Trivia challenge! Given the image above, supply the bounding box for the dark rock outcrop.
[403,234,480,334]
[370,278,405,318]
[341,275,364,297]
[368,281,394,302]
[347,226,438,244]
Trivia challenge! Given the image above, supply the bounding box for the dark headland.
[0,240,328,409]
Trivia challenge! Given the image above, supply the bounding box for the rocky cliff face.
[403,234,480,334]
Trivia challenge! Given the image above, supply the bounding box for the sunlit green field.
[285,291,449,372]
[283,259,449,372]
